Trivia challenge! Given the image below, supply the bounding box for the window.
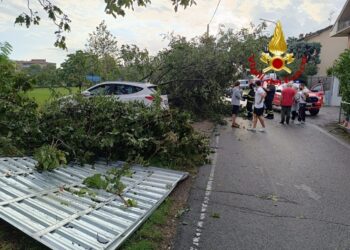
[112,84,143,95]
[311,84,322,92]
[89,84,114,95]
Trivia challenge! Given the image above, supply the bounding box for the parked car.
[81,81,169,109]
[273,83,324,116]
[238,79,249,89]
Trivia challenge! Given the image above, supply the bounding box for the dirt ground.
[158,176,193,250]
[157,120,214,250]
[191,120,215,137]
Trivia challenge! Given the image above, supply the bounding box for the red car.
[273,83,324,116]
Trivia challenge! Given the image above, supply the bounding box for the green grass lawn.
[27,87,80,106]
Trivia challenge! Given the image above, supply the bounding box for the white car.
[238,79,249,89]
[81,81,169,109]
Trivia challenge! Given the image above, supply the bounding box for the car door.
[273,87,282,106]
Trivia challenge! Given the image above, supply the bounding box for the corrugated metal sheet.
[0,157,187,249]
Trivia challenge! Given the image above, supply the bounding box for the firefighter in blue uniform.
[264,82,276,119]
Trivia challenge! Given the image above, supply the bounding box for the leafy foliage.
[146,24,269,119]
[83,174,109,189]
[11,0,195,49]
[332,49,350,103]
[86,20,118,58]
[21,64,61,87]
[287,40,321,64]
[38,95,210,168]
[14,0,71,49]
[277,38,322,81]
[104,0,196,17]
[0,42,210,171]
[60,50,100,87]
[34,145,67,171]
[0,48,41,156]
[83,164,137,207]
[0,42,12,57]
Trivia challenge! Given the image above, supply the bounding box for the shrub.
[34,145,67,172]
[333,49,350,103]
[37,95,210,169]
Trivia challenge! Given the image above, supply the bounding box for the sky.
[0,0,346,66]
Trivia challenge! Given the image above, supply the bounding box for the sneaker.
[295,121,301,125]
[258,128,266,132]
[247,128,256,132]
[280,121,285,125]
[301,121,305,124]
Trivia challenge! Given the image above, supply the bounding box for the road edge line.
[190,133,220,250]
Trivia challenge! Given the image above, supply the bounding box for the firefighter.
[264,82,276,119]
[243,83,255,120]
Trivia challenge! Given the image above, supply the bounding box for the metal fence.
[339,101,350,131]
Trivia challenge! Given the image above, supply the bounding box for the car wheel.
[309,109,319,116]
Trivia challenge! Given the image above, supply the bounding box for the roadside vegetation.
[0,17,324,249]
[331,49,350,103]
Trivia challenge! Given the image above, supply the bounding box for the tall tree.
[60,50,100,87]
[85,21,120,80]
[10,0,196,49]
[118,44,152,81]
[85,21,118,58]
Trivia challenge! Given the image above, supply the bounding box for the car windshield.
[311,85,322,92]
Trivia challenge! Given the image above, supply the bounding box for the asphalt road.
[174,115,350,250]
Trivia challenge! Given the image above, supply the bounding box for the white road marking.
[190,135,220,250]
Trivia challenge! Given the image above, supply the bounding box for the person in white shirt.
[297,83,309,124]
[248,81,267,132]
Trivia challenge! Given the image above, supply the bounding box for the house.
[302,26,348,76]
[14,59,56,70]
[331,0,350,43]
[298,25,348,106]
[328,0,350,106]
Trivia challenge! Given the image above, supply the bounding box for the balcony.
[338,19,350,32]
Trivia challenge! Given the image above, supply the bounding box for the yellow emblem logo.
[260,21,294,73]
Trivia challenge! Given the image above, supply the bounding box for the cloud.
[0,0,347,65]
[299,0,329,23]
[261,0,291,10]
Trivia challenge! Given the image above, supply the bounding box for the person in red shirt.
[280,82,296,125]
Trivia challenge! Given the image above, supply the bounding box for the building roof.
[300,25,333,41]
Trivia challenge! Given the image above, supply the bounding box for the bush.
[333,49,350,103]
[0,50,41,156]
[37,95,210,169]
[34,145,67,172]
